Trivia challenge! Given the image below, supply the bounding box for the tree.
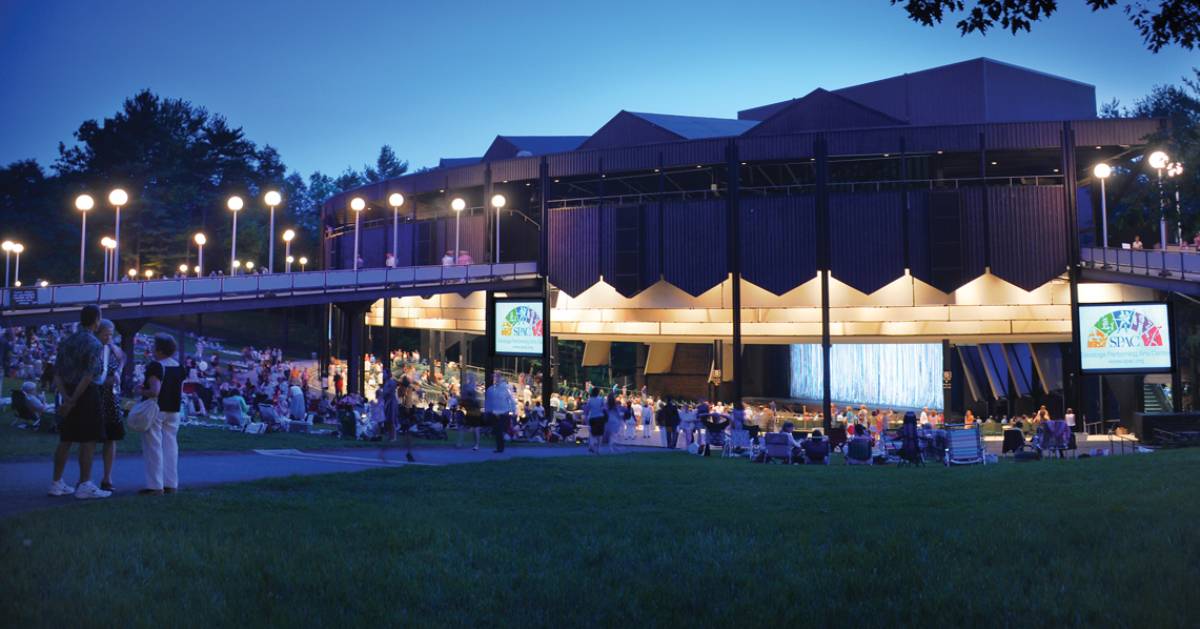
[893,0,1199,52]
[1100,68,1198,246]
[362,145,408,183]
[333,167,363,192]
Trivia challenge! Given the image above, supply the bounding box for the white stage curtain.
[789,343,943,410]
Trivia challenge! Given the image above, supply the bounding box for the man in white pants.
[139,334,184,495]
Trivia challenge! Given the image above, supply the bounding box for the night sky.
[1,0,1194,177]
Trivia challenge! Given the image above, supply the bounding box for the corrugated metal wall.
[907,189,931,281]
[662,199,727,296]
[829,191,905,294]
[548,206,600,297]
[987,186,1068,291]
[740,195,817,294]
[961,187,988,283]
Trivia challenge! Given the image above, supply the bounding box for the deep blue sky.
[1,1,1194,178]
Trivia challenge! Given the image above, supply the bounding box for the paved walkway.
[0,444,661,518]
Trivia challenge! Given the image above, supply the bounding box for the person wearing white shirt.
[641,400,654,439]
[484,373,516,453]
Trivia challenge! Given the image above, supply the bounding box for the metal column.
[726,140,743,404]
[815,137,832,431]
[539,157,554,410]
[1061,122,1085,429]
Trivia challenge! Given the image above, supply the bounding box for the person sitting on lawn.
[801,429,830,464]
[12,381,48,428]
[778,421,805,462]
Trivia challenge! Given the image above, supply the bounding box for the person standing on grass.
[604,392,623,454]
[657,398,681,449]
[641,397,654,439]
[458,372,483,450]
[485,372,515,453]
[398,377,418,462]
[48,305,110,499]
[584,387,606,454]
[139,334,185,496]
[96,320,126,493]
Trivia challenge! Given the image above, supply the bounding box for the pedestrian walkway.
[0,443,663,518]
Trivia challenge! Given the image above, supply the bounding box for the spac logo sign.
[500,304,543,339]
[1086,309,1164,349]
[494,300,544,356]
[1079,303,1172,374]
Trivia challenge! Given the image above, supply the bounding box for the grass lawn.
[0,403,559,459]
[2,450,1198,627]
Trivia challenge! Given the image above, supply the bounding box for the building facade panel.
[829,192,905,294]
[740,195,817,294]
[662,199,727,296]
[548,206,601,297]
[987,185,1068,291]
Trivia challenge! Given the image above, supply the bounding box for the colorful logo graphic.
[1086,309,1164,349]
[500,305,543,339]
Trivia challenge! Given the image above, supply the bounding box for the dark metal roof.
[740,58,1097,126]
[483,135,588,161]
[626,112,759,139]
[744,89,907,136]
[438,157,481,168]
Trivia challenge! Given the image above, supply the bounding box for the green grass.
[2,450,1198,627]
[0,403,557,459]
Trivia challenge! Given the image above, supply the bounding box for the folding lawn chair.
[762,432,792,464]
[944,423,986,466]
[845,436,873,465]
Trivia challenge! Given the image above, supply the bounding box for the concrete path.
[0,443,662,518]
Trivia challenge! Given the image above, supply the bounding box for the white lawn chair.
[944,423,986,465]
[762,433,792,464]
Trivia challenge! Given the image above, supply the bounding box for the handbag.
[127,398,160,432]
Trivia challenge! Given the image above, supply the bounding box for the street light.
[227,195,243,274]
[350,197,366,270]
[1093,163,1112,249]
[298,256,308,272]
[264,190,282,273]
[75,194,94,283]
[1147,151,1170,248]
[388,193,404,263]
[101,237,115,282]
[144,269,154,279]
[127,268,138,279]
[1168,162,1185,245]
[286,255,295,273]
[2,240,12,288]
[192,265,200,276]
[12,243,23,287]
[283,229,295,272]
[194,232,207,276]
[232,259,241,275]
[178,264,189,275]
[451,197,466,265]
[108,189,128,278]
[491,194,506,263]
[245,261,255,273]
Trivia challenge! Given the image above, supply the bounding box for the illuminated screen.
[1079,302,1172,374]
[790,343,943,409]
[493,300,544,356]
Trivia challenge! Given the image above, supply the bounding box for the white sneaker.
[47,480,75,496]
[74,481,112,500]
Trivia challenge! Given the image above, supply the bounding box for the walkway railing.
[1080,246,1200,282]
[0,261,539,315]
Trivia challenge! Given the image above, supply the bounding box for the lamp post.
[108,189,128,276]
[246,261,255,274]
[1093,163,1112,249]
[178,264,189,277]
[1168,162,1185,246]
[283,229,295,272]
[227,195,244,274]
[299,256,308,273]
[264,190,282,273]
[101,237,115,282]
[1149,151,1170,248]
[286,255,294,273]
[127,268,137,280]
[451,197,466,265]
[388,193,404,263]
[491,194,506,263]
[2,240,13,288]
[232,259,241,276]
[144,269,154,280]
[350,197,366,270]
[194,232,207,277]
[75,194,94,283]
[12,243,23,287]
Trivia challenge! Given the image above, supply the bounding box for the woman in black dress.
[96,320,126,492]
